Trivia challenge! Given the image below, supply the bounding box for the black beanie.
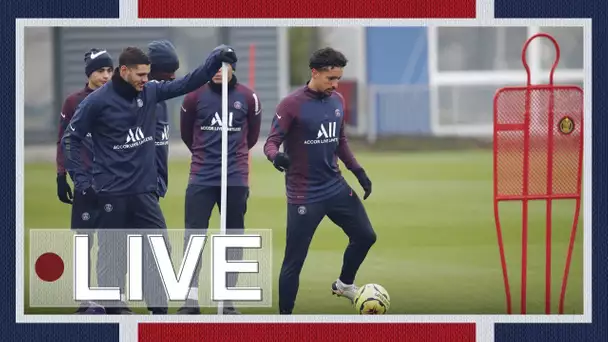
[148,40,180,73]
[84,49,114,78]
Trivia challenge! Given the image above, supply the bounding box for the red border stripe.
[138,0,476,18]
[139,323,476,342]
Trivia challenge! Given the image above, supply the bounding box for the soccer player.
[62,45,237,314]
[263,47,376,314]
[55,48,113,314]
[147,40,180,200]
[177,45,262,315]
[56,48,113,223]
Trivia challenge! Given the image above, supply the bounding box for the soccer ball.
[353,283,390,314]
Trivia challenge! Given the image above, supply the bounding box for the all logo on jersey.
[201,112,241,132]
[162,125,169,140]
[304,122,339,145]
[126,127,145,143]
[113,127,153,150]
[156,125,170,146]
[317,122,337,139]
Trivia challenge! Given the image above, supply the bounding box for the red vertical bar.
[493,90,513,314]
[249,43,256,89]
[559,89,584,314]
[521,87,531,315]
[540,33,560,315]
[545,88,556,314]
[559,197,582,314]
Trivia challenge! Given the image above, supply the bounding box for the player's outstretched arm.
[246,91,262,149]
[60,98,96,192]
[263,99,293,172]
[151,46,237,103]
[180,92,197,152]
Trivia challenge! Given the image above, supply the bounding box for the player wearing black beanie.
[56,48,114,314]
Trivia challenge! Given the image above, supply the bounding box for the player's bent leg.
[326,184,377,303]
[131,192,171,314]
[177,185,216,315]
[279,202,325,314]
[95,194,133,314]
[219,186,250,315]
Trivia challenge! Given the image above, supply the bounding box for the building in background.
[364,26,583,142]
[23,26,583,148]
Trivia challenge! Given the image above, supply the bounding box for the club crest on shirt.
[234,101,242,110]
[335,109,341,117]
[137,99,143,108]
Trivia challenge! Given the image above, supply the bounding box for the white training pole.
[218,62,229,315]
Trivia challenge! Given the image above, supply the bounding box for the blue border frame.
[4,2,603,341]
[494,0,605,340]
[3,2,120,341]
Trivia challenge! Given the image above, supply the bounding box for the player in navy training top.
[148,40,181,201]
[62,45,237,314]
[56,48,113,315]
[263,47,376,314]
[177,45,262,315]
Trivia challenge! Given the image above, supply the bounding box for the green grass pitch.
[23,150,584,315]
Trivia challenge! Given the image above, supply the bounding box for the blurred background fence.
[23,26,584,158]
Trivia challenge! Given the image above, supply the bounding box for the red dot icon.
[35,252,64,282]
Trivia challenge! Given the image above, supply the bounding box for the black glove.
[57,173,73,204]
[204,45,239,79]
[353,168,372,200]
[218,47,238,65]
[272,152,290,172]
[80,186,98,206]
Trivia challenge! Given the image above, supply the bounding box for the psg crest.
[558,116,575,135]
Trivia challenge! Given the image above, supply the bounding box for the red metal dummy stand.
[492,33,584,314]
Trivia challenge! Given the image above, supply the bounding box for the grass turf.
[23,150,584,315]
